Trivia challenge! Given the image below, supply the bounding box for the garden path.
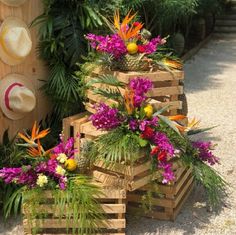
[1,34,236,235]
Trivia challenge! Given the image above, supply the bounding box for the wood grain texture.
[0,0,50,140]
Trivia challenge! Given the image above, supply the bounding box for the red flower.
[138,45,146,53]
[158,151,167,161]
[133,21,142,27]
[50,154,57,160]
[141,126,154,139]
[151,146,160,156]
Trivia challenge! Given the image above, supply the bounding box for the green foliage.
[89,127,142,164]
[18,176,104,234]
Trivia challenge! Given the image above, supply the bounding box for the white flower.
[55,165,66,176]
[56,153,68,164]
[36,174,48,187]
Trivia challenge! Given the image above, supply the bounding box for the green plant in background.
[0,131,26,213]
[33,0,104,120]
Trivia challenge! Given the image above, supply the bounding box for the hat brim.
[0,17,32,66]
[0,73,35,120]
[0,0,26,7]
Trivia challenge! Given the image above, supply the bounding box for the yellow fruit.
[144,104,153,118]
[127,42,138,55]
[65,159,77,171]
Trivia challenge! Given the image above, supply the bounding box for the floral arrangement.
[0,123,104,234]
[88,76,227,206]
[0,123,77,190]
[85,11,182,71]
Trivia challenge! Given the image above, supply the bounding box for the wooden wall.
[0,0,51,140]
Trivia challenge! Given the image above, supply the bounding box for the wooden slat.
[94,159,151,178]
[24,204,126,215]
[87,90,118,106]
[148,86,183,97]
[127,193,173,208]
[150,100,182,110]
[173,168,192,194]
[174,176,194,208]
[25,233,125,235]
[127,206,171,221]
[26,219,126,229]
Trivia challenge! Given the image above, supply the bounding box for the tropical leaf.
[187,126,218,136]
[88,74,125,88]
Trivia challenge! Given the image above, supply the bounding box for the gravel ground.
[1,34,236,235]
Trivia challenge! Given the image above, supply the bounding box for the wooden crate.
[85,68,184,115]
[22,183,126,235]
[62,113,184,192]
[127,166,194,221]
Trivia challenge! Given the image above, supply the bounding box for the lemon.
[127,42,138,55]
[65,159,77,171]
[144,104,153,118]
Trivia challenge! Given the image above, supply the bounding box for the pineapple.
[113,54,150,71]
[77,139,92,173]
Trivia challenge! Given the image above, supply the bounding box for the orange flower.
[124,89,135,115]
[18,121,50,144]
[114,10,143,41]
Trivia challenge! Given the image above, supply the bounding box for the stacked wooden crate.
[85,68,184,115]
[62,112,194,225]
[23,184,126,235]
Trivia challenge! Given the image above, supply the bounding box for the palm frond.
[88,74,125,88]
[89,128,141,164]
[93,87,122,101]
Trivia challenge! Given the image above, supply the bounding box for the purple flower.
[153,132,174,156]
[53,137,76,159]
[129,77,153,107]
[143,36,162,54]
[158,161,175,184]
[90,103,122,130]
[0,166,37,187]
[85,33,127,59]
[129,119,139,131]
[58,176,67,190]
[192,141,219,165]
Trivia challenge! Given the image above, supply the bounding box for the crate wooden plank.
[127,167,194,221]
[24,218,125,229]
[92,68,184,83]
[24,203,126,215]
[148,86,183,96]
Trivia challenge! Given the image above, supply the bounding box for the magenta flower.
[85,33,127,59]
[90,103,122,130]
[129,77,153,107]
[143,36,162,54]
[158,161,175,184]
[192,141,219,165]
[153,132,174,156]
[53,137,76,159]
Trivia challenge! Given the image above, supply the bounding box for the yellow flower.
[36,174,48,187]
[65,159,77,171]
[144,104,153,118]
[127,42,138,54]
[55,165,66,176]
[57,153,68,164]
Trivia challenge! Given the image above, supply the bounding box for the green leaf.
[187,126,218,136]
[138,138,148,147]
[153,105,171,116]
[157,114,182,137]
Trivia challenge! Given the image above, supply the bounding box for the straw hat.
[0,17,32,65]
[0,0,26,7]
[0,73,36,120]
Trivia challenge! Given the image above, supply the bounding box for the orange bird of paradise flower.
[169,115,200,133]
[18,122,50,157]
[114,10,143,41]
[18,121,50,145]
[124,89,135,115]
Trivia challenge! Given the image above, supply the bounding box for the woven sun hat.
[0,17,32,65]
[0,0,26,7]
[0,73,36,120]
